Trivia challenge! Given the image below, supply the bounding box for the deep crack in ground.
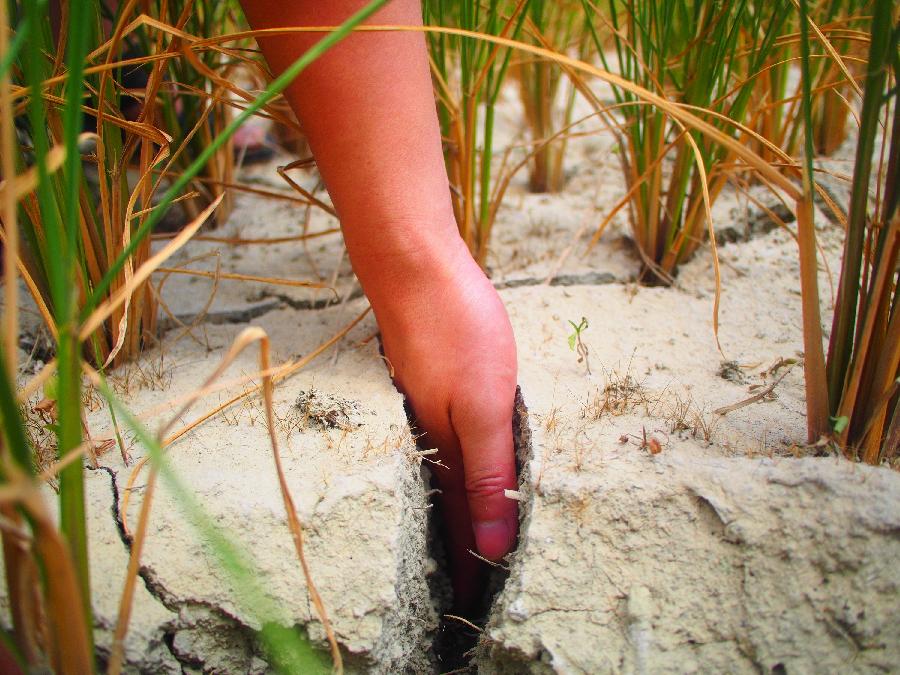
[414,388,534,674]
[91,326,541,672]
[92,463,266,672]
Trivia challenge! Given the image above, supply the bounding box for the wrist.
[343,214,475,326]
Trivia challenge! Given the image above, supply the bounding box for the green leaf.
[0,343,35,475]
[43,374,59,402]
[830,416,850,434]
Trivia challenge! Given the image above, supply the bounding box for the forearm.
[240,0,463,308]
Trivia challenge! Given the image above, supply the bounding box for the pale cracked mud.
[476,264,900,673]
[5,275,899,673]
[4,300,438,674]
[4,126,900,673]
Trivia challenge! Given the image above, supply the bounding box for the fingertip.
[474,512,518,561]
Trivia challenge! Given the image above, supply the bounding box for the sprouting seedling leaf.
[567,317,588,351]
[567,318,591,375]
[830,416,850,434]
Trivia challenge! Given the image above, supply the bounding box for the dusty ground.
[481,283,900,674]
[5,86,899,673]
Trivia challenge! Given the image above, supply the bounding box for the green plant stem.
[57,0,96,639]
[21,0,94,643]
[825,0,895,414]
[479,93,495,247]
[55,331,90,627]
[0,344,34,473]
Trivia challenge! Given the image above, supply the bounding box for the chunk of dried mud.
[294,388,363,431]
[718,360,746,385]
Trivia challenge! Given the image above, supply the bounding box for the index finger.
[450,392,519,560]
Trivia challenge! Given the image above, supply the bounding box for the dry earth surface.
[4,92,899,673]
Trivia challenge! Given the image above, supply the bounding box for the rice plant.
[3,0,242,366]
[583,0,792,284]
[0,0,386,670]
[513,0,588,193]
[796,0,899,462]
[422,0,531,265]
[3,4,98,664]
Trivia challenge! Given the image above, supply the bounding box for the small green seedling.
[43,373,59,401]
[830,416,849,434]
[568,317,591,375]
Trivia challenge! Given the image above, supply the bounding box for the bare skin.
[239,0,518,610]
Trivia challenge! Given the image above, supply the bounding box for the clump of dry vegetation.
[581,370,651,421]
[294,388,361,431]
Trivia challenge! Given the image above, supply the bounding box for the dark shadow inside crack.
[402,387,533,674]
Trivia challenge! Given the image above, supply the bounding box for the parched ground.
[5,96,899,673]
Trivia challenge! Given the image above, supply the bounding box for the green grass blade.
[825,0,896,412]
[54,0,98,643]
[61,0,92,263]
[0,343,35,475]
[487,0,530,104]
[19,0,94,636]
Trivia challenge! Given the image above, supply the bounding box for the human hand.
[363,237,519,610]
[240,0,519,613]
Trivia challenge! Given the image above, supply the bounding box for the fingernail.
[474,519,512,561]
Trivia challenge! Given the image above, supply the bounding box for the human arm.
[239,0,519,609]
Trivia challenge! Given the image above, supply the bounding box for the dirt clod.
[294,388,362,430]
[718,360,746,384]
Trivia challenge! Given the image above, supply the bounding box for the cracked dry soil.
[5,113,900,672]
[50,270,900,674]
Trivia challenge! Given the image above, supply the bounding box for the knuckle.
[465,469,508,501]
[452,390,515,431]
